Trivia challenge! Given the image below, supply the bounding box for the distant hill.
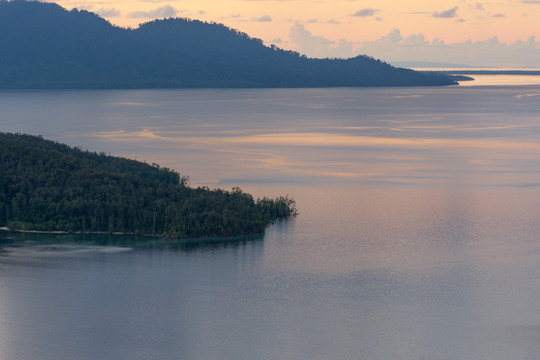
[391,61,482,69]
[0,132,296,238]
[0,1,457,88]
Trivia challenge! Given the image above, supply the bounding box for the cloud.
[269,38,282,44]
[288,23,353,58]
[254,15,272,22]
[432,6,458,18]
[129,5,178,18]
[475,2,485,10]
[95,7,120,17]
[306,19,318,23]
[522,0,540,3]
[372,28,403,45]
[491,13,505,18]
[327,19,340,24]
[351,8,378,17]
[355,29,540,67]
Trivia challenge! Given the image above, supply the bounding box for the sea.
[1,75,540,360]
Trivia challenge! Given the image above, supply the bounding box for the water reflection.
[3,87,540,359]
[459,75,540,86]
[0,231,265,266]
[1,86,539,188]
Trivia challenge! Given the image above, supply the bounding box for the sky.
[51,0,540,67]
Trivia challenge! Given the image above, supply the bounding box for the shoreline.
[0,226,154,237]
[0,226,267,242]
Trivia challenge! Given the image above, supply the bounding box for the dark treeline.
[0,1,456,88]
[0,133,296,238]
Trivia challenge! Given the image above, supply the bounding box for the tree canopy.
[0,132,296,238]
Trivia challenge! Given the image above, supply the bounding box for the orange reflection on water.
[87,129,540,153]
[220,132,540,152]
[459,75,540,86]
[83,122,540,187]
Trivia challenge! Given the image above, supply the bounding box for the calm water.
[2,85,540,359]
[413,68,540,87]
[459,75,540,86]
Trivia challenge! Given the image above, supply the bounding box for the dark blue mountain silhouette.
[0,1,457,88]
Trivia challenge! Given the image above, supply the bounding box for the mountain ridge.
[0,1,457,88]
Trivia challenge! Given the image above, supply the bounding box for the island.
[0,133,296,238]
[0,1,457,88]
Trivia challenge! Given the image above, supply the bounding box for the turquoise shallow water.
[1,86,540,359]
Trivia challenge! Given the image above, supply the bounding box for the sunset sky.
[51,0,540,67]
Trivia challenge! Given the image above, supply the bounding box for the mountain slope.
[0,1,457,88]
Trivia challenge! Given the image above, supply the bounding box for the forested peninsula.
[0,133,296,238]
[0,1,457,88]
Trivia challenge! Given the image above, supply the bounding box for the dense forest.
[0,1,457,88]
[0,133,296,238]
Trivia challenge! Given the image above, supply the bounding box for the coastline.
[0,226,268,242]
[0,226,147,237]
